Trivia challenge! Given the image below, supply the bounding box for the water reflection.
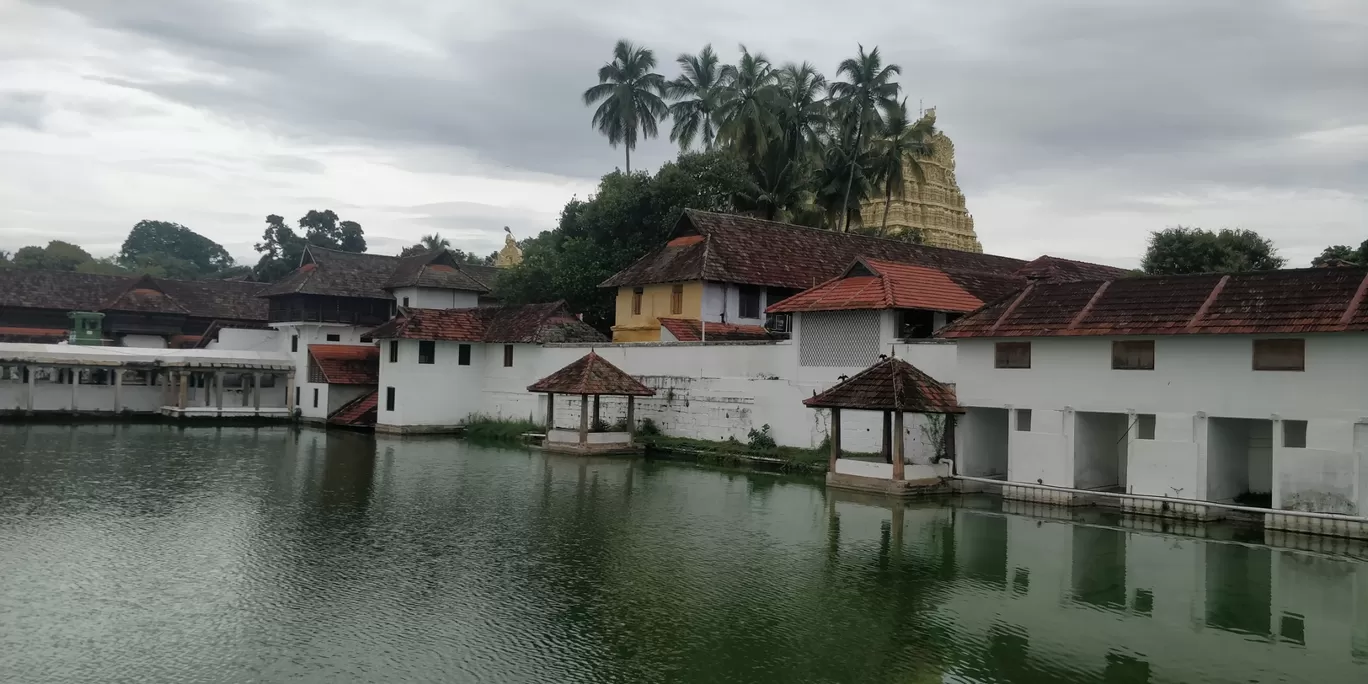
[0,425,1365,684]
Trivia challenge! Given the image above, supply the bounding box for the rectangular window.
[738,285,762,319]
[897,309,936,339]
[295,387,300,407]
[1112,340,1155,370]
[503,344,514,367]
[1136,414,1156,440]
[385,387,395,412]
[312,387,319,408]
[326,333,340,342]
[418,340,435,365]
[402,296,410,308]
[670,284,684,315]
[291,335,298,353]
[632,287,643,316]
[1016,409,1032,432]
[1283,420,1308,448]
[458,344,471,366]
[1253,339,1304,371]
[389,340,398,363]
[995,342,1031,369]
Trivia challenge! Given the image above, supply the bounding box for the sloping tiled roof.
[383,250,489,292]
[658,318,776,342]
[329,389,378,426]
[1015,256,1131,282]
[527,351,655,396]
[601,210,1031,290]
[368,301,607,344]
[804,357,962,413]
[459,264,502,290]
[308,344,380,384]
[262,246,493,299]
[767,259,990,314]
[938,267,1368,338]
[0,326,68,343]
[0,269,268,321]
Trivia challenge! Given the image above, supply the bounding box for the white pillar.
[253,373,262,412]
[25,365,34,413]
[215,371,224,412]
[69,368,77,411]
[113,368,123,413]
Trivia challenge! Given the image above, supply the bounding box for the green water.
[1,425,1366,683]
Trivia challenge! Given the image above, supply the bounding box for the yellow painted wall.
[611,282,703,342]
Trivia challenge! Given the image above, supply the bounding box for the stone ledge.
[1265,513,1368,540]
[1001,484,1078,506]
[826,472,949,498]
[374,423,466,435]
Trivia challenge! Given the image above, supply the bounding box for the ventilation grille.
[799,310,881,367]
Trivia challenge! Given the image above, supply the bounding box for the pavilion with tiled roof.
[527,351,654,453]
[805,356,962,485]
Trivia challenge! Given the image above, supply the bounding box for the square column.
[215,372,224,411]
[579,394,589,445]
[829,408,842,471]
[177,371,189,409]
[892,412,905,481]
[113,368,123,413]
[253,373,262,411]
[69,368,77,411]
[626,396,636,437]
[25,365,35,413]
[545,392,555,431]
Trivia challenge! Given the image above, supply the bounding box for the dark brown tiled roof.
[308,344,380,385]
[368,301,607,344]
[383,250,489,292]
[602,210,1030,290]
[0,326,68,343]
[804,357,961,413]
[939,267,1368,338]
[658,318,776,341]
[1015,255,1131,282]
[460,263,502,290]
[527,351,655,396]
[260,246,404,299]
[0,269,268,321]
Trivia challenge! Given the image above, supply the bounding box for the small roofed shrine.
[527,351,654,454]
[805,355,962,495]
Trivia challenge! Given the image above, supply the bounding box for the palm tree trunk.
[880,184,893,236]
[625,145,631,174]
[841,118,864,233]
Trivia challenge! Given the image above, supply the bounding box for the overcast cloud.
[1,0,1364,268]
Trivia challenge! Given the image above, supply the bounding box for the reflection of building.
[857,112,981,252]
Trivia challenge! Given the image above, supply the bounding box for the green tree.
[828,45,901,231]
[1142,227,1286,275]
[583,40,669,174]
[299,209,367,252]
[253,214,307,282]
[12,240,94,271]
[715,46,779,160]
[118,220,235,276]
[667,45,725,151]
[496,151,748,330]
[870,101,936,235]
[1311,240,1367,266]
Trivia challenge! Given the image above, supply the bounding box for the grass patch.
[462,414,540,443]
[640,433,840,473]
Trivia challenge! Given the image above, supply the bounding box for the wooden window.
[418,340,435,364]
[1253,339,1304,371]
[503,344,514,367]
[291,335,298,353]
[385,387,395,412]
[402,296,410,308]
[670,284,684,315]
[325,333,341,342]
[631,288,643,316]
[995,342,1031,369]
[458,344,471,366]
[738,285,762,319]
[388,340,398,363]
[312,387,319,408]
[1112,340,1155,370]
[1015,409,1032,432]
[1283,420,1307,448]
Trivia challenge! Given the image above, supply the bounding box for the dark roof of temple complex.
[1014,256,1131,282]
[938,266,1368,338]
[308,344,380,385]
[261,246,492,299]
[601,210,1121,290]
[658,318,776,341]
[527,351,654,396]
[804,357,961,413]
[767,259,1015,314]
[0,269,269,321]
[368,301,606,344]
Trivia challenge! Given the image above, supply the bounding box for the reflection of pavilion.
[826,494,1368,682]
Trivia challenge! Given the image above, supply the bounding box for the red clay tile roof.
[368,301,607,344]
[767,259,988,314]
[1015,255,1131,282]
[658,318,776,341]
[804,357,961,413]
[308,344,380,384]
[167,335,203,349]
[601,210,1029,290]
[329,389,378,426]
[527,351,655,396]
[0,326,68,343]
[939,266,1368,338]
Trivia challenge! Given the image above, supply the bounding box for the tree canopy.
[118,220,240,278]
[1141,227,1286,275]
[253,210,367,282]
[1311,240,1368,267]
[495,150,749,330]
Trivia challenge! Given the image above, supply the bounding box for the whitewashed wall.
[275,322,373,420]
[391,287,479,310]
[207,328,280,352]
[378,339,487,427]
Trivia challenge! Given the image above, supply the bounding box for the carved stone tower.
[858,110,982,252]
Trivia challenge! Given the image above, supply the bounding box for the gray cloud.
[0,91,47,130]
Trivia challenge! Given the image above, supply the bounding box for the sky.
[1,0,1365,269]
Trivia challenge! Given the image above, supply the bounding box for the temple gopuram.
[858,109,982,253]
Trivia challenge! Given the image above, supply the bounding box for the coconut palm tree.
[828,45,901,231]
[715,46,779,161]
[871,101,937,235]
[667,45,726,151]
[419,233,450,251]
[583,40,669,173]
[773,62,829,164]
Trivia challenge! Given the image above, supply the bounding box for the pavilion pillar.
[215,372,224,412]
[242,373,251,407]
[944,414,957,467]
[69,367,77,411]
[626,396,636,437]
[545,392,555,431]
[829,408,842,472]
[24,365,34,414]
[253,373,263,412]
[285,370,296,414]
[579,394,589,444]
[881,411,893,463]
[113,368,123,413]
[177,371,188,409]
[892,412,905,481]
[592,395,601,427]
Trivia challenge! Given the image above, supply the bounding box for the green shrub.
[637,418,661,436]
[463,414,540,442]
[747,424,777,450]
